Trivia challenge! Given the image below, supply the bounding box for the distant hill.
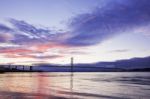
[93,56,150,69]
[33,56,150,72]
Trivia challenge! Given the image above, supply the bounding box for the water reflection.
[0,72,150,99]
[70,71,74,99]
[0,73,72,99]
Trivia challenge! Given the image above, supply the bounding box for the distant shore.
[0,66,150,73]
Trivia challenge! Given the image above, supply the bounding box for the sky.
[0,0,150,65]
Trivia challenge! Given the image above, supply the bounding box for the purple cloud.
[9,19,51,38]
[0,24,12,32]
[0,19,69,45]
[0,24,14,42]
[0,33,14,42]
[64,0,150,46]
[0,0,150,47]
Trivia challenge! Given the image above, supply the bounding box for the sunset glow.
[0,0,150,65]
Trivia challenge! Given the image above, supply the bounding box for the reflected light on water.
[0,72,150,99]
[0,73,74,99]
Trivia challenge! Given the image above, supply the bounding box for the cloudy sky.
[0,0,150,65]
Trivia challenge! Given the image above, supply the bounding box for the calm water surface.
[0,72,150,99]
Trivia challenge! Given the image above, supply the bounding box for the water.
[0,72,150,99]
